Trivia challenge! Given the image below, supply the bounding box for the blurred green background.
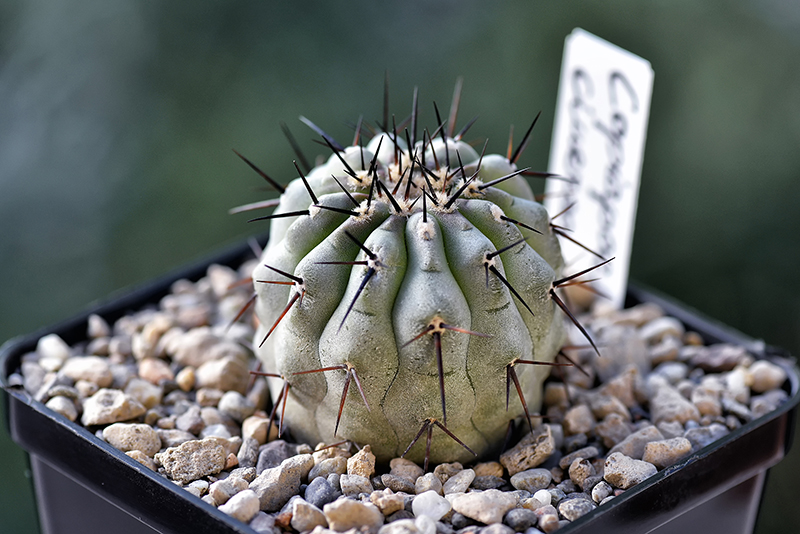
[2,1,799,532]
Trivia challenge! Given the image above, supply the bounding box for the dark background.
[2,1,799,532]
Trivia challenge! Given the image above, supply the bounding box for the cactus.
[241,81,599,466]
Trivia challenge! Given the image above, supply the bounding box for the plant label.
[546,28,654,309]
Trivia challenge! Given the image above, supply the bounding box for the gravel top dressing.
[8,260,790,534]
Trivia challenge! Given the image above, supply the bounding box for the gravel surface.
[10,261,791,533]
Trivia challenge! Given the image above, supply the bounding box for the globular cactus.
[242,82,594,466]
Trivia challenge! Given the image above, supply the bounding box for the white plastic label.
[545,28,654,309]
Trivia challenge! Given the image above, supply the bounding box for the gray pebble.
[237,436,259,468]
[248,454,313,512]
[608,425,664,460]
[310,457,348,482]
[558,446,600,470]
[156,428,196,448]
[383,473,418,494]
[591,480,613,503]
[248,512,276,534]
[596,413,632,448]
[442,469,475,494]
[304,476,337,509]
[482,523,515,534]
[217,390,256,422]
[510,468,551,493]
[503,508,538,532]
[256,439,296,473]
[471,476,507,490]
[416,472,444,494]
[558,497,596,521]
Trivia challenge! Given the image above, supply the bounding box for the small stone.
[473,461,504,479]
[256,440,296,473]
[748,360,787,393]
[311,457,349,482]
[412,490,451,521]
[202,420,233,440]
[568,458,596,487]
[138,357,174,385]
[558,446,600,470]
[415,473,443,495]
[156,428,195,448]
[538,513,559,534]
[433,462,463,485]
[651,362,689,385]
[248,512,276,534]
[348,445,377,478]
[656,420,684,439]
[292,499,329,532]
[209,476,249,505]
[481,523,515,534]
[642,437,692,469]
[45,396,78,421]
[594,326,650,381]
[591,480,613,503]
[37,334,71,361]
[242,415,274,445]
[324,497,384,534]
[510,468,552,493]
[442,469,475,494]
[751,390,789,417]
[557,497,596,521]
[237,436,260,468]
[471,476,507,490]
[60,356,113,388]
[639,317,684,344]
[124,377,163,410]
[451,489,518,525]
[305,476,337,509]
[382,473,417,494]
[684,423,729,452]
[103,423,161,457]
[196,388,225,407]
[690,344,750,372]
[175,366,196,392]
[608,426,664,460]
[196,356,249,394]
[595,413,632,448]
[218,489,260,523]
[341,474,373,496]
[390,457,425,483]
[500,425,555,476]
[370,488,406,516]
[562,404,595,436]
[218,391,256,422]
[155,437,227,483]
[650,384,701,425]
[81,389,146,426]
[600,367,639,408]
[87,314,111,339]
[249,454,313,512]
[603,452,657,489]
[649,335,682,365]
[126,450,157,470]
[503,508,538,532]
[691,386,722,417]
[175,405,204,435]
[589,394,630,421]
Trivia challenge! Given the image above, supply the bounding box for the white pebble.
[533,489,552,507]
[412,490,451,521]
[218,489,260,523]
[37,334,71,361]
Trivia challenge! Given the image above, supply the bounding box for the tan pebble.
[563,404,595,435]
[242,415,269,444]
[433,462,463,485]
[87,314,111,339]
[225,452,239,470]
[642,437,692,469]
[370,488,404,515]
[500,425,555,476]
[683,331,704,346]
[748,360,787,393]
[103,423,161,456]
[472,461,504,478]
[347,445,376,478]
[389,457,424,483]
[197,388,224,407]
[196,357,249,394]
[126,450,157,470]
[124,377,163,409]
[81,389,146,426]
[138,357,174,384]
[175,366,196,392]
[45,396,78,421]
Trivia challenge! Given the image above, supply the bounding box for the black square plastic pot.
[2,238,798,534]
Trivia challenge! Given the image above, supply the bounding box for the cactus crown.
[239,80,599,467]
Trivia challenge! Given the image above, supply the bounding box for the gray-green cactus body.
[253,123,566,465]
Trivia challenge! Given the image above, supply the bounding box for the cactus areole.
[250,83,570,465]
